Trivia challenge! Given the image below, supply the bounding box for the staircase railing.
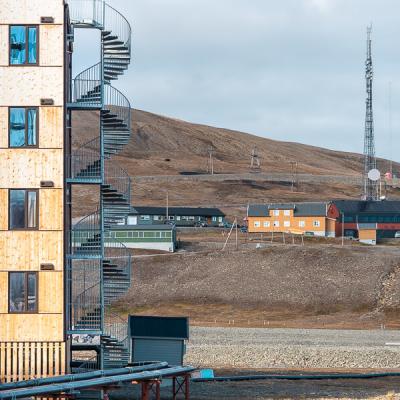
[70,211,102,256]
[104,2,132,52]
[68,140,102,182]
[103,84,131,131]
[71,281,102,331]
[67,0,105,27]
[72,62,102,106]
[103,238,132,305]
[104,310,129,350]
[104,160,131,206]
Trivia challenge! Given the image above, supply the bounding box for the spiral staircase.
[66,0,132,371]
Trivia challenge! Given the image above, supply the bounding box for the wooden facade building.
[0,0,67,381]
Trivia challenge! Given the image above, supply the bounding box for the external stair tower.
[65,0,133,371]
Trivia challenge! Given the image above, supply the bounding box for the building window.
[140,215,150,221]
[9,189,38,230]
[212,216,217,222]
[9,272,38,313]
[218,216,223,222]
[263,221,270,228]
[10,26,38,65]
[169,216,175,220]
[284,210,291,216]
[273,221,280,227]
[9,107,38,147]
[299,220,305,228]
[272,210,280,216]
[176,216,181,221]
[284,221,290,227]
[153,215,159,221]
[254,221,261,228]
[313,220,321,227]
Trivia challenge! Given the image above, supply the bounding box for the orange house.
[247,202,335,237]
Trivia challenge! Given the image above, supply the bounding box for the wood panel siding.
[0,272,7,313]
[248,216,327,234]
[0,341,65,382]
[0,231,63,271]
[0,67,63,106]
[0,26,7,68]
[0,189,7,230]
[0,314,64,342]
[40,107,63,148]
[0,149,63,188]
[39,25,64,67]
[0,0,65,25]
[39,189,63,230]
[38,272,63,313]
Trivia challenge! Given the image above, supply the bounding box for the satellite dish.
[368,168,380,181]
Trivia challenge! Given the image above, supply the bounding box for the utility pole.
[207,146,214,175]
[250,147,261,171]
[166,190,169,222]
[290,161,298,192]
[363,25,378,201]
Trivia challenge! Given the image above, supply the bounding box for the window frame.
[8,107,39,148]
[8,189,39,230]
[313,220,321,227]
[254,221,261,228]
[273,221,280,227]
[8,271,39,314]
[284,220,291,227]
[272,210,280,216]
[263,221,270,228]
[283,210,291,216]
[9,25,39,66]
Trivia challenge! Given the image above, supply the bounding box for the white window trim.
[284,220,290,227]
[263,221,270,228]
[273,221,280,227]
[254,221,261,228]
[283,210,291,216]
[299,220,305,227]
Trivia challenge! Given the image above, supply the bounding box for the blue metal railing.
[104,84,131,131]
[67,0,105,27]
[70,211,102,257]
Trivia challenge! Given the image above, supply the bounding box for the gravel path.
[186,326,400,369]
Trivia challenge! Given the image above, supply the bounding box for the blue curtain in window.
[9,108,26,147]
[10,26,26,65]
[27,109,37,146]
[28,27,37,64]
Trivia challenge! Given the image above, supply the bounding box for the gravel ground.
[185,326,400,369]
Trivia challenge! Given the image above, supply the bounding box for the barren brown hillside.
[72,109,400,216]
[74,109,395,176]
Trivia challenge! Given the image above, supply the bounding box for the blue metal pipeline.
[0,362,168,391]
[0,365,196,399]
[192,371,400,383]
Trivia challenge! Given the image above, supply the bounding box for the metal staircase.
[66,0,133,371]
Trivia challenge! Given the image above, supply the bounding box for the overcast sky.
[73,0,400,161]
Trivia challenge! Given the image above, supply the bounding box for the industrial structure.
[247,200,400,243]
[0,0,134,381]
[363,25,379,201]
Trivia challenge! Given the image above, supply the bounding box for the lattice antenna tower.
[363,25,378,200]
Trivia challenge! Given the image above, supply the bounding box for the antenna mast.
[363,25,378,201]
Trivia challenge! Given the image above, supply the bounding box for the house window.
[313,220,321,227]
[218,216,223,222]
[9,189,38,229]
[9,272,38,313]
[272,210,280,216]
[284,221,290,227]
[176,216,181,221]
[254,221,261,228]
[10,26,38,65]
[140,215,150,221]
[169,216,175,220]
[9,107,38,147]
[299,220,305,228]
[212,216,217,222]
[273,221,280,227]
[263,221,270,228]
[153,215,159,221]
[284,210,291,216]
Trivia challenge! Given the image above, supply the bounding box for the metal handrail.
[104,2,132,51]
[104,309,129,349]
[70,211,102,256]
[104,159,131,204]
[67,0,105,27]
[104,84,131,131]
